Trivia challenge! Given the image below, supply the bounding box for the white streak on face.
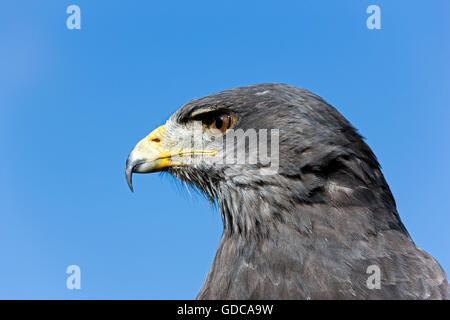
[163,117,222,167]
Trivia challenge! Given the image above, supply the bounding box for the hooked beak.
[125,125,173,192]
[125,124,217,192]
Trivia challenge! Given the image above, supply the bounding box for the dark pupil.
[215,116,223,129]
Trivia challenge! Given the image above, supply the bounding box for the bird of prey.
[126,83,448,299]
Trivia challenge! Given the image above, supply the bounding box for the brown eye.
[208,114,232,134]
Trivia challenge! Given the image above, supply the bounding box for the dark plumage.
[127,83,448,299]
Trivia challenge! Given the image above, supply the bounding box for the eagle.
[125,83,448,299]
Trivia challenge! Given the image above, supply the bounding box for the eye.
[192,110,236,134]
[207,114,233,134]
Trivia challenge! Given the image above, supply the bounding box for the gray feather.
[168,84,448,299]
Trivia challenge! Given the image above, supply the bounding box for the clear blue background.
[0,0,448,299]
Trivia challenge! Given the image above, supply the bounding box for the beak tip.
[126,177,134,192]
[125,165,134,192]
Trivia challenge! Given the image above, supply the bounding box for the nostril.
[151,138,160,143]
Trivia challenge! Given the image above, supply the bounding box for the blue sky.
[0,0,449,299]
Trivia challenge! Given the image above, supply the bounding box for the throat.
[217,187,274,238]
[215,181,319,239]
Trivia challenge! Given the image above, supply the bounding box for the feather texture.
[167,84,448,299]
